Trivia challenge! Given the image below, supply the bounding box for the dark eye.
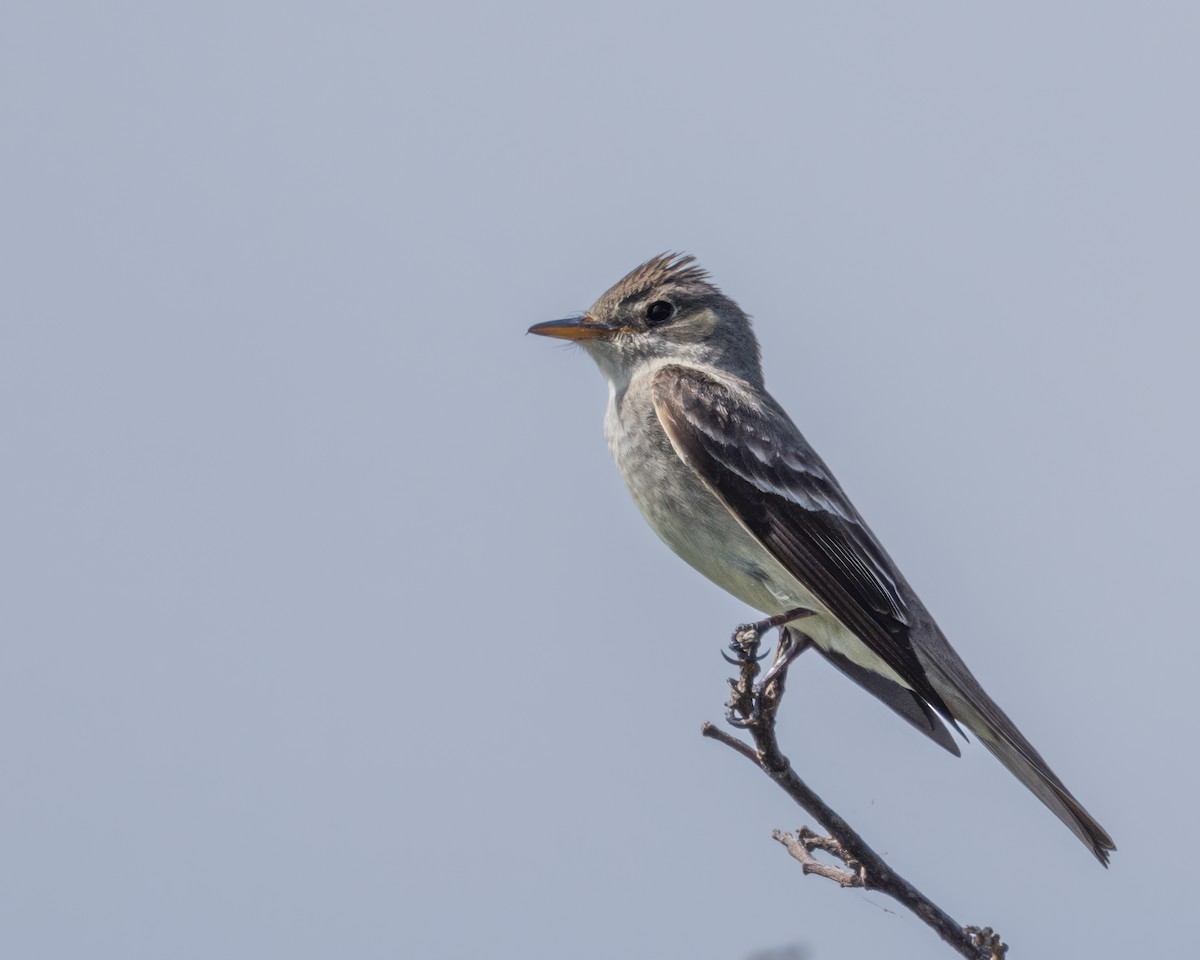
[645,300,674,325]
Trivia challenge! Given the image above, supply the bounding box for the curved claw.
[725,707,759,728]
[723,643,773,664]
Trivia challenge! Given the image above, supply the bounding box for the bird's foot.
[722,623,772,665]
[723,630,766,728]
[723,611,815,729]
[725,629,816,728]
[724,679,760,728]
[722,607,816,665]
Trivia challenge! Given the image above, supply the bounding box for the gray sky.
[3,2,1197,958]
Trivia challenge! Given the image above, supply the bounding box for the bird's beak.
[527,315,617,341]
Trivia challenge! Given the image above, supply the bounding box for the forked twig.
[703,629,1007,959]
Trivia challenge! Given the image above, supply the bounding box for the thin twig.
[703,630,1006,959]
[771,828,863,887]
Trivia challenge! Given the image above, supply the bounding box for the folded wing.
[651,364,958,736]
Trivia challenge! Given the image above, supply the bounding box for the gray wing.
[650,364,959,739]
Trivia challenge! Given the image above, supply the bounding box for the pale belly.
[607,391,908,688]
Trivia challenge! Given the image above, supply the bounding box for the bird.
[528,252,1115,865]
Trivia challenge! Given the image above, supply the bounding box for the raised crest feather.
[596,252,718,310]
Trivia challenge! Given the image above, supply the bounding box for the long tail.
[922,645,1116,865]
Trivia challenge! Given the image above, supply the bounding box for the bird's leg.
[758,628,814,690]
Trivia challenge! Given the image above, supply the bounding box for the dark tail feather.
[813,637,961,756]
[923,650,1116,865]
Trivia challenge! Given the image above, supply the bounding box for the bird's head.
[529,253,763,387]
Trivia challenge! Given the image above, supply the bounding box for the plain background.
[3,3,1197,958]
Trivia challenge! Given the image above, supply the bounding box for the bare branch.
[704,629,1007,959]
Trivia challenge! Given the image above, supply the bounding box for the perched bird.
[528,253,1115,864]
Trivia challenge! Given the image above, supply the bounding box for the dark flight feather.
[806,630,961,755]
